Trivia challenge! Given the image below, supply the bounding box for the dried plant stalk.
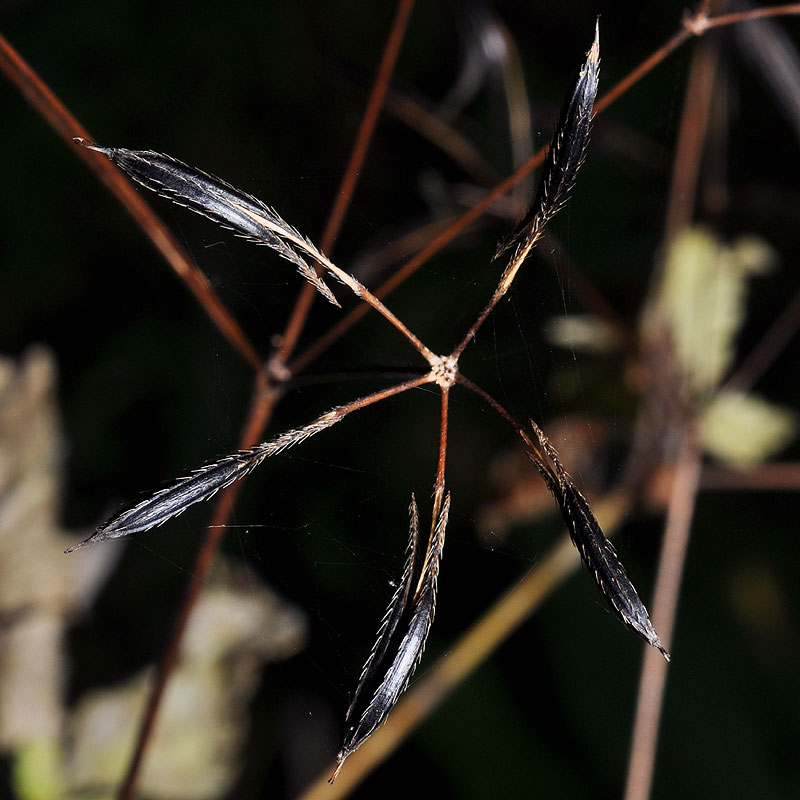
[66,24,668,776]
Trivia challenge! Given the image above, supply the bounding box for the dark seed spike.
[74,139,339,306]
[332,493,450,781]
[525,421,669,660]
[65,450,267,552]
[343,495,421,728]
[65,406,344,553]
[495,21,599,260]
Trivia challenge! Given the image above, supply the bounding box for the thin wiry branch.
[624,432,700,800]
[333,492,451,780]
[66,376,430,552]
[276,0,417,365]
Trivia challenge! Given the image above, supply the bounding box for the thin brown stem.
[276,0,416,365]
[623,19,720,797]
[431,388,450,525]
[451,232,543,360]
[594,28,692,115]
[305,252,439,362]
[698,3,800,32]
[724,286,800,394]
[701,461,800,491]
[662,31,719,245]
[455,374,551,476]
[0,33,262,373]
[455,374,524,435]
[326,374,433,417]
[623,432,701,800]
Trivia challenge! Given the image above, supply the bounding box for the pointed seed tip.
[589,19,600,62]
[75,139,108,154]
[651,635,670,661]
[329,756,346,783]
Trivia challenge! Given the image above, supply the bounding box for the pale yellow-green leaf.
[546,315,618,353]
[657,227,773,396]
[730,234,777,277]
[12,739,61,800]
[701,390,797,467]
[63,568,307,800]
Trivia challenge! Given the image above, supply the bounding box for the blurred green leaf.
[658,226,774,396]
[545,314,618,353]
[12,740,61,800]
[701,389,797,467]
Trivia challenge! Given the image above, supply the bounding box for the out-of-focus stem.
[623,432,701,800]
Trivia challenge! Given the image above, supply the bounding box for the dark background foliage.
[2,1,799,798]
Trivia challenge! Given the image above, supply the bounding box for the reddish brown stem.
[431,387,450,523]
[701,462,800,490]
[700,3,800,31]
[276,0,416,366]
[455,374,524,435]
[724,287,800,394]
[662,27,719,244]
